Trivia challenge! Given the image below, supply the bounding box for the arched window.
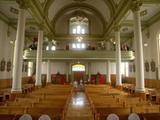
[69,16,89,35]
[72,64,85,72]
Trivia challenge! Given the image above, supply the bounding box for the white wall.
[90,62,116,74]
[90,62,106,74]
[0,20,27,79]
[42,61,67,74]
[41,61,117,75]
[127,19,160,79]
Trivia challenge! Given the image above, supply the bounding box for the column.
[106,61,111,84]
[132,1,145,92]
[47,60,51,83]
[88,62,91,82]
[71,63,74,84]
[35,30,43,86]
[66,62,69,83]
[11,8,26,93]
[115,25,122,86]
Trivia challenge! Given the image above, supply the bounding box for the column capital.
[16,0,28,9]
[38,23,44,30]
[47,33,54,40]
[114,24,121,32]
[131,0,143,12]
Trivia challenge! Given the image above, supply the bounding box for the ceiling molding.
[0,0,16,4]
[143,0,160,4]
[147,10,160,26]
[43,0,55,15]
[0,11,10,23]
[103,0,116,17]
[0,10,17,30]
[104,0,132,39]
[23,0,54,36]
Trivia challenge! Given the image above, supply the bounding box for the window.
[69,16,89,35]
[121,62,129,77]
[46,45,56,51]
[72,64,85,71]
[71,43,86,49]
[28,62,33,76]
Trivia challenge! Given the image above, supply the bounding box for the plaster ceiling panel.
[0,2,32,19]
[48,0,110,22]
[39,0,46,4]
[113,0,121,5]
[140,4,160,21]
[125,4,160,21]
[48,0,73,20]
[84,0,110,22]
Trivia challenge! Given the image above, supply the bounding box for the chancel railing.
[23,50,135,61]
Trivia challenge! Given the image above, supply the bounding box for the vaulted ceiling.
[0,0,160,42]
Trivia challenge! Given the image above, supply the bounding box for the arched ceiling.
[0,0,160,42]
[44,0,114,23]
[52,3,107,28]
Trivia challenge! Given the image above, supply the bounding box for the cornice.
[22,0,54,36]
[147,11,160,26]
[53,34,104,41]
[143,0,160,4]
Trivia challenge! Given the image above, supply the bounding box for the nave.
[65,92,94,120]
[0,83,160,120]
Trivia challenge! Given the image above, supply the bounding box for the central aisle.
[65,92,94,120]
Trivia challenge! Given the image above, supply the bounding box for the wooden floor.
[65,92,94,120]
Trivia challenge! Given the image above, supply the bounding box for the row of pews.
[85,85,160,120]
[0,85,72,120]
[122,77,160,103]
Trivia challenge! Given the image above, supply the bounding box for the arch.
[43,0,55,14]
[44,0,114,17]
[103,0,116,16]
[52,3,107,30]
[72,64,86,72]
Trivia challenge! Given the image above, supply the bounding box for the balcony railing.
[23,50,135,61]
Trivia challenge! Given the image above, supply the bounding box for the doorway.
[72,64,86,83]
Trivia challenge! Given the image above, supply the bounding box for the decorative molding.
[23,50,135,61]
[131,0,143,12]
[104,0,132,38]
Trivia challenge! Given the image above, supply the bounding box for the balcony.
[23,50,135,61]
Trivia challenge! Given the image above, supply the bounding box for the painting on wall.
[145,61,149,72]
[151,60,156,72]
[7,60,11,72]
[0,58,6,72]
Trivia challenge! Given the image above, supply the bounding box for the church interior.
[0,0,160,120]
